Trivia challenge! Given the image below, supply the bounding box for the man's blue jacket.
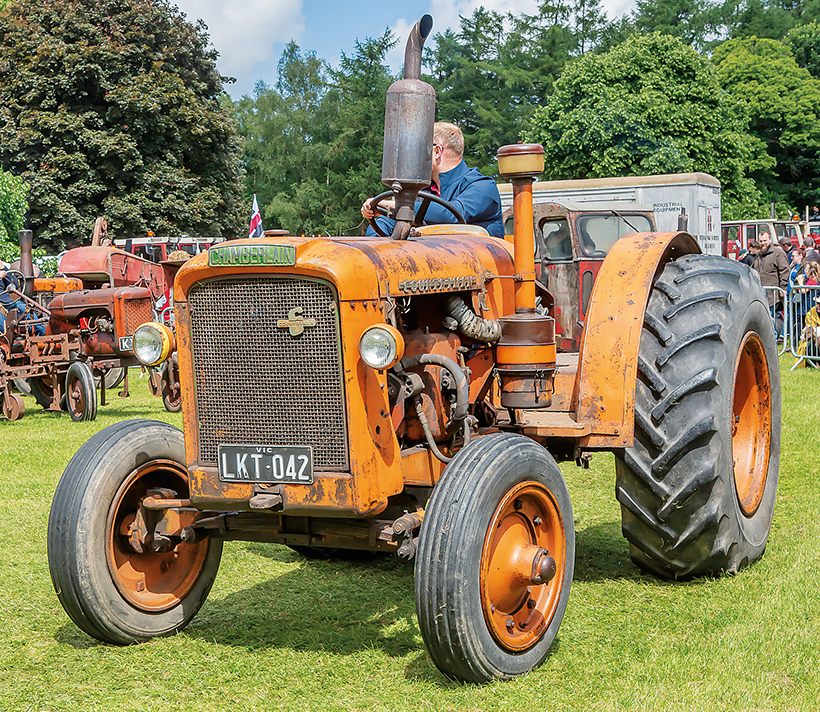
[367,160,505,238]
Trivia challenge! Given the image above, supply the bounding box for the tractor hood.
[174,234,515,303]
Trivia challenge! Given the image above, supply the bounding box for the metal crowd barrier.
[762,285,789,356]
[786,283,820,369]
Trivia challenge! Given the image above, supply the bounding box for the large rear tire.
[415,433,574,683]
[47,420,223,643]
[615,254,780,579]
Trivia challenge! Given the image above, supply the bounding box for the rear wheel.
[29,375,58,410]
[615,254,780,579]
[47,420,222,643]
[416,433,574,683]
[65,362,97,421]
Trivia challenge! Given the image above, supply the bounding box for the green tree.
[713,36,820,210]
[236,32,396,236]
[0,0,243,251]
[784,21,820,78]
[634,0,712,46]
[571,0,608,54]
[427,3,574,175]
[0,168,28,261]
[523,33,771,216]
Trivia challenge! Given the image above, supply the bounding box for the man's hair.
[748,240,760,249]
[804,236,815,248]
[433,122,464,158]
[778,237,792,249]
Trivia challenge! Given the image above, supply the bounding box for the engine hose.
[400,353,469,427]
[445,295,501,343]
[412,397,452,464]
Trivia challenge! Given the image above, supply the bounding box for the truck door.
[538,217,577,351]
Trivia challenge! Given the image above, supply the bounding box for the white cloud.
[172,0,305,80]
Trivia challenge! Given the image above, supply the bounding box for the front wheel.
[47,420,223,643]
[615,254,780,579]
[65,361,97,421]
[415,433,574,683]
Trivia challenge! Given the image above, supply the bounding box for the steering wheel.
[3,269,26,295]
[367,189,466,237]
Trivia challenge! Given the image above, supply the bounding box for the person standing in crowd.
[753,231,790,338]
[803,236,820,263]
[778,237,796,264]
[739,240,760,266]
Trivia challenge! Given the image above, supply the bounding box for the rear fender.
[573,231,700,448]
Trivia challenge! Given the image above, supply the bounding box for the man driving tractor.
[361,121,504,237]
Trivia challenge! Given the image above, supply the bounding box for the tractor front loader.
[47,15,779,683]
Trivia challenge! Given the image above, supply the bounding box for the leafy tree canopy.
[235,32,396,237]
[713,36,820,210]
[0,0,244,251]
[523,33,771,217]
[0,168,28,261]
[784,21,820,79]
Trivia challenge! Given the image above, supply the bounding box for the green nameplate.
[208,244,296,267]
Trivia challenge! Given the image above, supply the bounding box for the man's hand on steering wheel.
[363,189,466,237]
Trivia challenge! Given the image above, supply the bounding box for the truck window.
[723,225,739,242]
[746,225,756,242]
[539,218,572,261]
[576,214,652,256]
[785,224,799,239]
[774,224,786,239]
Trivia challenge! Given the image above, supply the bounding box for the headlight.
[133,322,174,366]
[359,324,405,370]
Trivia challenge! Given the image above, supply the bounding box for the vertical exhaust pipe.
[381,15,436,240]
[18,229,34,298]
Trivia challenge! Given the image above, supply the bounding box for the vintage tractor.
[1,231,154,421]
[47,16,780,683]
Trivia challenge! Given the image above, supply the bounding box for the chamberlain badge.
[277,307,317,337]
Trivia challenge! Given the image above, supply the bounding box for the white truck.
[498,172,722,256]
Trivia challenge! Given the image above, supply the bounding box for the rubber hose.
[445,295,501,343]
[400,353,469,427]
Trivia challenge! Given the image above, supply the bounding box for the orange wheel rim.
[732,332,772,516]
[105,460,210,612]
[67,376,84,416]
[480,482,566,651]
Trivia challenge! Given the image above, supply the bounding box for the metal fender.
[573,231,701,448]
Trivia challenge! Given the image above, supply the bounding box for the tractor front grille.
[187,276,348,469]
[122,298,153,337]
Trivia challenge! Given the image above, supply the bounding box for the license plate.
[119,335,134,351]
[218,444,313,484]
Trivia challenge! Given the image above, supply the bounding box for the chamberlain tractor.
[47,16,780,683]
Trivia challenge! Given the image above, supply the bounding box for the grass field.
[1,357,819,712]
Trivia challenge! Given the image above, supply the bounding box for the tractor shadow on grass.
[573,521,639,583]
[183,543,420,658]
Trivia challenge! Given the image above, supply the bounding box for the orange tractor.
[47,16,779,683]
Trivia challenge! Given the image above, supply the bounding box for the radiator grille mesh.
[188,276,348,468]
[122,299,153,336]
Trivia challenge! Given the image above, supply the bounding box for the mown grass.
[1,358,818,711]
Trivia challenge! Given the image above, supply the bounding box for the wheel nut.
[533,516,542,526]
[527,598,536,609]
[514,499,523,511]
[506,618,515,632]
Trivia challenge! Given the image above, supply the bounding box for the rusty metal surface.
[574,231,700,448]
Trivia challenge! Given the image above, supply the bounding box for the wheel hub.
[731,331,772,517]
[105,460,210,612]
[480,482,566,651]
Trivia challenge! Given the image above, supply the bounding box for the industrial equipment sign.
[208,243,296,267]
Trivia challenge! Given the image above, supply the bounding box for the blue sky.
[172,0,636,99]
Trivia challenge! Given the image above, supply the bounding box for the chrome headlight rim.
[359,324,405,370]
[133,322,174,367]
